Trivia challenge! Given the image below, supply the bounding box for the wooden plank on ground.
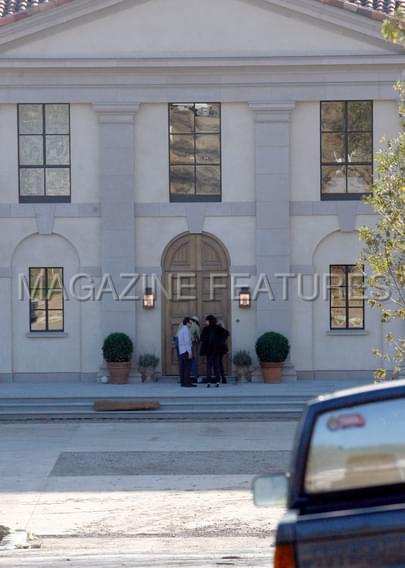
[94,400,161,412]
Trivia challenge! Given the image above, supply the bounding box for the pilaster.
[250,102,296,380]
[93,103,139,342]
[0,269,12,379]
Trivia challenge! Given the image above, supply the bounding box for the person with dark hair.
[217,320,230,384]
[177,317,195,388]
[200,314,222,388]
[190,316,201,383]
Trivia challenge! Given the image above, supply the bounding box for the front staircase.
[0,380,370,421]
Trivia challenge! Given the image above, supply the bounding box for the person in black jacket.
[217,321,230,384]
[200,314,223,388]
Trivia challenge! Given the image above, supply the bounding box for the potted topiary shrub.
[102,332,134,384]
[138,353,160,383]
[255,332,289,383]
[232,350,253,383]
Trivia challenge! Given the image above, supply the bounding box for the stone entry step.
[0,411,304,421]
[0,396,307,420]
[0,379,370,421]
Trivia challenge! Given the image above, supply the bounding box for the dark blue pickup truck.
[254,380,405,568]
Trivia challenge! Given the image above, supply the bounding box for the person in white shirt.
[178,317,195,388]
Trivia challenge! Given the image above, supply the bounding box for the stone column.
[0,268,12,382]
[250,102,296,380]
[93,104,139,343]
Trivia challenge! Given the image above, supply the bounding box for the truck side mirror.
[253,474,287,507]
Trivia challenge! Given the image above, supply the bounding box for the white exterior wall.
[222,104,255,203]
[0,104,99,204]
[291,103,320,203]
[0,96,402,381]
[0,0,403,382]
[0,101,100,379]
[289,101,402,377]
[11,234,81,376]
[0,105,17,203]
[312,231,382,373]
[0,100,258,380]
[135,103,255,204]
[0,278,12,374]
[133,103,256,369]
[135,105,169,205]
[374,101,403,141]
[71,105,100,204]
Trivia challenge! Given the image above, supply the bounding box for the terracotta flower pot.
[234,366,252,383]
[260,362,284,383]
[139,366,158,383]
[107,362,131,384]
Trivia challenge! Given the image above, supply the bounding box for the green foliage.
[382,9,405,125]
[102,333,133,363]
[232,350,253,367]
[255,332,289,363]
[358,133,405,316]
[382,8,405,47]
[358,9,405,381]
[137,353,160,368]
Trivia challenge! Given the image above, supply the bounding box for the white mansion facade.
[0,0,404,382]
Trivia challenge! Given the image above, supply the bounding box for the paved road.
[0,420,296,567]
[0,538,276,567]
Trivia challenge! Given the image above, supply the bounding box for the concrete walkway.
[0,420,294,567]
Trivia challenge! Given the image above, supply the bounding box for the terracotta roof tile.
[0,0,75,26]
[0,0,403,26]
[319,0,405,21]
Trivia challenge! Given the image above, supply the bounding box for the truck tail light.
[274,543,296,568]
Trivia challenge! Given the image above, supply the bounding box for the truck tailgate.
[294,504,405,567]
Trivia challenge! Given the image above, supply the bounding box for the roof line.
[0,0,404,26]
[0,53,404,67]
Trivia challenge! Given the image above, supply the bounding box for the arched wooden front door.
[162,233,231,376]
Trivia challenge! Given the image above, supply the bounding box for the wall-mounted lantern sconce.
[143,287,155,309]
[239,287,251,308]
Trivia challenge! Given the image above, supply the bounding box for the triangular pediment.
[0,0,402,58]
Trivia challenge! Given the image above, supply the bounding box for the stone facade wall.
[0,0,403,381]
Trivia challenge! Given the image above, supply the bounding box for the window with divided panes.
[29,267,64,332]
[321,101,373,199]
[18,104,71,202]
[169,103,221,201]
[330,265,365,330]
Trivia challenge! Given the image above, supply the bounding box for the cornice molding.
[249,102,296,122]
[290,201,375,216]
[0,76,401,105]
[0,201,377,219]
[0,77,401,105]
[134,202,257,218]
[0,203,101,218]
[0,54,404,69]
[93,102,140,123]
[0,201,258,219]
[0,201,376,219]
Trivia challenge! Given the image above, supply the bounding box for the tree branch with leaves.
[358,7,405,381]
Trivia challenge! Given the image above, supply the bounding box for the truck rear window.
[304,397,405,493]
